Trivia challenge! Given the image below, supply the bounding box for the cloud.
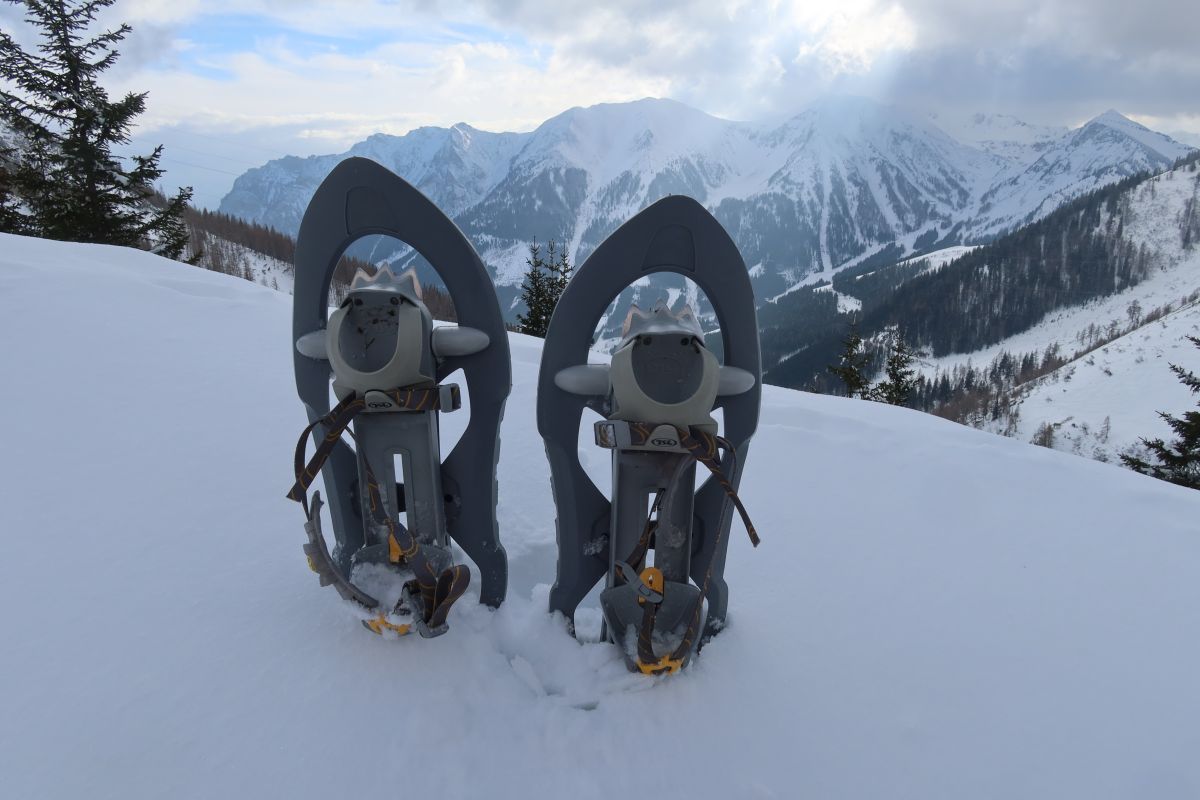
[11,0,1189,206]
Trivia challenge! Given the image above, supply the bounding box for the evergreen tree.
[827,324,871,398]
[517,239,573,337]
[1121,335,1200,490]
[0,132,23,232]
[549,238,573,301]
[872,333,918,406]
[516,240,552,337]
[0,0,192,258]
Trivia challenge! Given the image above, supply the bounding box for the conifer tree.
[517,239,573,337]
[0,0,192,258]
[1121,335,1200,490]
[516,240,552,337]
[872,333,918,406]
[549,238,573,300]
[827,323,871,398]
[0,132,23,232]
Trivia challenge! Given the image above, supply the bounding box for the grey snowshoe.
[537,196,762,674]
[286,157,510,638]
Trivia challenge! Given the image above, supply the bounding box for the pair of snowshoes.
[286,158,761,673]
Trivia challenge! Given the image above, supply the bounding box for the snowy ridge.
[2,232,1199,798]
[930,111,1066,162]
[219,97,1193,306]
[221,123,526,235]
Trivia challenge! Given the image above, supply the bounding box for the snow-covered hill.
[2,232,1198,798]
[920,158,1200,460]
[189,227,296,293]
[1006,302,1200,462]
[220,97,1192,306]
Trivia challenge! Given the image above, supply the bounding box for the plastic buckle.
[615,561,664,604]
[595,420,624,449]
[439,383,461,412]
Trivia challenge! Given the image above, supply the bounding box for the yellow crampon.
[363,613,412,637]
[635,654,685,676]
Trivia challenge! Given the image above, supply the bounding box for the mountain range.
[219,96,1193,312]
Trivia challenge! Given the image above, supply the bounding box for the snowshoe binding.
[286,157,510,637]
[537,196,762,674]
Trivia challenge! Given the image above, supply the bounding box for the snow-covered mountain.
[969,110,1194,239]
[3,231,1199,798]
[929,111,1066,163]
[220,97,1192,307]
[220,123,526,235]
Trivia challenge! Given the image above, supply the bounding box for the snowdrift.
[1,233,1198,799]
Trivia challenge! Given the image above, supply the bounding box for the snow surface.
[2,233,1200,798]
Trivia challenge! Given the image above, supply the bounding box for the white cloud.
[12,0,1184,205]
[120,35,668,140]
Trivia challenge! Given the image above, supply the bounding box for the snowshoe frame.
[292,157,510,608]
[537,195,762,645]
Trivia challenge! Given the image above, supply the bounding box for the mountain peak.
[1090,109,1138,129]
[550,96,721,125]
[800,94,892,121]
[1077,109,1193,161]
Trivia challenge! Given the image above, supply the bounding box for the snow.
[898,244,978,275]
[3,233,1200,798]
[814,282,863,313]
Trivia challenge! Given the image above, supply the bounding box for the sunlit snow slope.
[2,233,1199,799]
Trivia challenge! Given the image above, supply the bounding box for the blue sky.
[5,0,1194,208]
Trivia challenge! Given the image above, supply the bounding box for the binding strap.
[622,423,759,546]
[286,385,469,634]
[287,386,458,512]
[617,423,760,674]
